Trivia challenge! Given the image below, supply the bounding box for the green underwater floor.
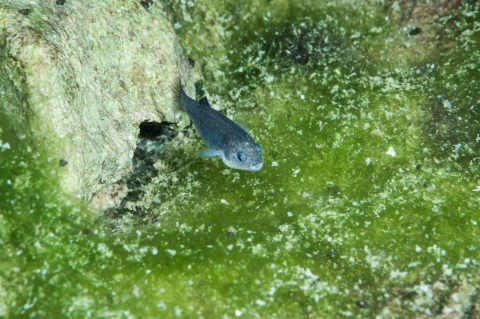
[1,0,480,318]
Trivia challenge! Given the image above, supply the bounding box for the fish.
[172,78,263,172]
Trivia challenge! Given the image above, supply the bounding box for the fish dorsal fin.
[236,121,248,132]
[172,76,184,112]
[198,96,211,107]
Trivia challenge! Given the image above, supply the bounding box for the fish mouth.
[250,161,264,172]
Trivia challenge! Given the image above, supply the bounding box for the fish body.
[173,79,263,172]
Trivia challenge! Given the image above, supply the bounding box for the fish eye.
[237,151,247,163]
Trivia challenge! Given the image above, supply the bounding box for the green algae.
[2,0,480,318]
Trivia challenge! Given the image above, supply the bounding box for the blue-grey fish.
[172,78,263,172]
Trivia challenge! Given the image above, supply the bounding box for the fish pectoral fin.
[198,96,212,108]
[196,148,221,158]
[236,121,248,132]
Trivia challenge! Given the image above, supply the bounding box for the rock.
[90,183,129,211]
[0,0,194,202]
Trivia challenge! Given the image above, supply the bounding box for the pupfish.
[172,78,263,172]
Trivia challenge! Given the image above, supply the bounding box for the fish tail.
[172,76,185,112]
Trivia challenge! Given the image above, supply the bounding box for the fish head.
[222,142,263,172]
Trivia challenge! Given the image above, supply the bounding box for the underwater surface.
[1,0,480,318]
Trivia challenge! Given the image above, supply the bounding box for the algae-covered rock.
[0,0,194,201]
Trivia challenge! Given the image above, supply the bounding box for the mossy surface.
[1,0,480,318]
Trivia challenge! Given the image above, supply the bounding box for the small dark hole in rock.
[59,159,68,166]
[356,300,369,308]
[187,57,195,69]
[139,121,175,139]
[19,8,32,15]
[56,0,66,5]
[409,27,422,36]
[140,0,153,10]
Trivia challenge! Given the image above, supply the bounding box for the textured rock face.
[0,0,194,201]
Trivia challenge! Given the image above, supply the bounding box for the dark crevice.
[18,8,32,15]
[138,120,175,139]
[102,121,177,232]
[140,0,153,10]
[409,27,422,36]
[133,121,176,168]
